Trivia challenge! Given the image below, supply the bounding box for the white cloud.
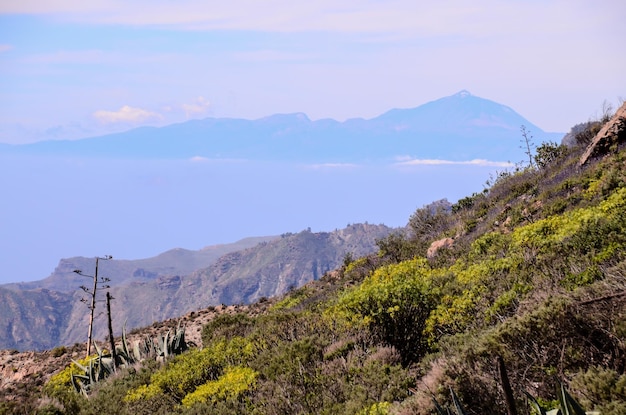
[182,96,210,118]
[305,163,358,170]
[93,105,161,124]
[0,44,13,53]
[395,159,513,168]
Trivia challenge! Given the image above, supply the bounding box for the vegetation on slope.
[3,107,626,415]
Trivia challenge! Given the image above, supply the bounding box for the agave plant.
[525,381,601,415]
[153,321,190,361]
[114,321,137,366]
[117,319,194,363]
[69,320,193,396]
[432,387,468,415]
[70,343,115,396]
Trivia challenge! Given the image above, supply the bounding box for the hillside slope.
[2,103,625,415]
[0,224,393,351]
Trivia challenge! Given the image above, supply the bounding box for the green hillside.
[4,105,626,414]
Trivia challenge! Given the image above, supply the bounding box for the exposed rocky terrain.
[0,302,263,408]
[0,223,394,351]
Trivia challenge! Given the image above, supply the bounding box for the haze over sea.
[1,1,622,284]
[0,153,504,284]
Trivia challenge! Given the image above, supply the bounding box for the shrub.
[376,232,420,263]
[334,258,439,363]
[270,286,314,312]
[43,356,93,413]
[51,346,67,358]
[574,121,603,147]
[202,313,255,345]
[181,366,258,408]
[570,367,626,413]
[452,193,479,213]
[534,141,566,169]
[357,401,392,415]
[125,337,258,403]
[75,362,159,415]
[408,201,453,243]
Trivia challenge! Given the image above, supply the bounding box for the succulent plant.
[431,388,467,415]
[67,319,192,397]
[525,381,601,415]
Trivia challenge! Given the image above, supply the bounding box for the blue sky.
[1,1,624,144]
[0,1,625,284]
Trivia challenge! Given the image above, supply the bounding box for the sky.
[1,0,625,144]
[0,1,625,284]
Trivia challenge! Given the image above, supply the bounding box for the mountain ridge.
[1,236,279,293]
[0,91,563,162]
[0,223,394,351]
[2,101,625,414]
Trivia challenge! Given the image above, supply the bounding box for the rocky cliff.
[579,102,626,165]
[0,224,394,351]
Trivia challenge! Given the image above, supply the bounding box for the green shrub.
[574,122,599,146]
[43,356,93,413]
[570,367,626,413]
[75,362,159,415]
[125,337,258,403]
[408,201,453,243]
[357,401,391,415]
[534,141,566,169]
[202,313,255,345]
[333,258,439,363]
[34,405,65,415]
[51,346,67,358]
[181,366,258,408]
[270,286,314,312]
[376,232,420,263]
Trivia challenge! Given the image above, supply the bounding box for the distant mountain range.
[0,91,563,163]
[0,90,566,350]
[0,224,394,351]
[2,236,277,293]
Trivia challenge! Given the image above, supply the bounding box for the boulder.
[427,237,454,259]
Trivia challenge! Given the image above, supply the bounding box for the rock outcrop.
[579,102,626,165]
[427,237,454,259]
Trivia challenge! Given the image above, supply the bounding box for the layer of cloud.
[189,156,210,163]
[395,159,513,168]
[2,2,622,137]
[0,44,13,53]
[1,1,614,40]
[305,163,358,170]
[93,105,161,124]
[188,156,248,163]
[182,96,210,118]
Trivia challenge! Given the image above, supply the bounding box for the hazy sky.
[1,1,625,283]
[1,1,624,144]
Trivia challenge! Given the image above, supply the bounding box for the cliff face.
[198,223,393,305]
[0,288,73,351]
[2,236,278,293]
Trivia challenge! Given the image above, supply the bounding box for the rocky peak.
[579,102,626,165]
